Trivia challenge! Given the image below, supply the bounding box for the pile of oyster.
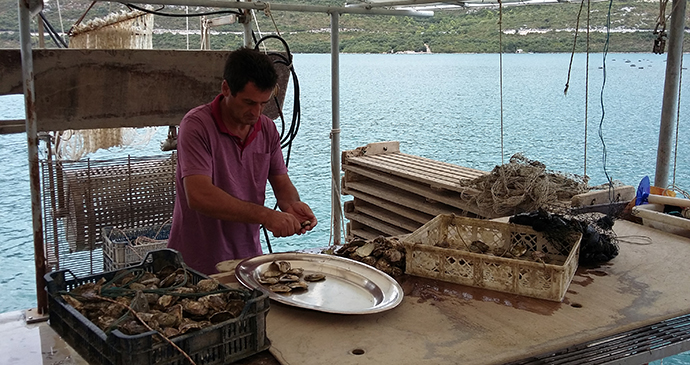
[259,260,325,293]
[332,236,406,277]
[61,266,247,338]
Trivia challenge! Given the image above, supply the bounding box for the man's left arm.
[269,174,317,233]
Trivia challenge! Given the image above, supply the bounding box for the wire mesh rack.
[40,153,176,276]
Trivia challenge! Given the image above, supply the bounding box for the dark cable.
[39,12,68,48]
[124,3,242,17]
[253,34,302,254]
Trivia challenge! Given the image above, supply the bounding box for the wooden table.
[259,220,690,364]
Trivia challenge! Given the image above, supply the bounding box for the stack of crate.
[341,141,638,241]
[341,141,491,241]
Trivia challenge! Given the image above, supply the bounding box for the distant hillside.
[0,0,674,53]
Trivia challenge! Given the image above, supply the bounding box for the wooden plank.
[0,49,289,132]
[369,152,486,182]
[344,151,487,191]
[344,210,409,237]
[344,166,495,218]
[352,193,436,225]
[1,49,226,131]
[350,199,423,233]
[343,179,462,220]
[341,141,400,161]
[571,185,636,207]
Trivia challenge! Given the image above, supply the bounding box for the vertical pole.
[242,9,253,47]
[330,12,342,246]
[19,0,48,314]
[654,0,687,188]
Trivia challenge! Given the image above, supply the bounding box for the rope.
[671,46,684,188]
[564,0,586,96]
[498,0,505,166]
[598,0,615,208]
[584,0,591,178]
[264,2,283,38]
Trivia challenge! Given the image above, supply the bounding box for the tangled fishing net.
[458,153,620,265]
[458,153,590,217]
[510,209,620,266]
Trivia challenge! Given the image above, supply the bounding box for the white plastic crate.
[402,214,581,302]
[632,203,690,239]
[102,223,170,271]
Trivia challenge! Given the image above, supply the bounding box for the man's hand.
[284,201,317,234]
[263,210,304,237]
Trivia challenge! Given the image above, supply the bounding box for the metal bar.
[507,313,690,365]
[330,12,342,246]
[103,0,434,16]
[0,119,26,134]
[18,0,48,315]
[345,0,464,8]
[654,0,687,188]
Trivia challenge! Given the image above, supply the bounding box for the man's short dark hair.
[223,48,278,95]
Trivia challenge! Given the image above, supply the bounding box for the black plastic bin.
[45,249,270,365]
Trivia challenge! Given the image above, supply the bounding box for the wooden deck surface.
[265,220,690,365]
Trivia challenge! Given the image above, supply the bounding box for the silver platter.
[235,252,404,315]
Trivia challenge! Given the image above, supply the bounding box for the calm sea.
[1,53,688,363]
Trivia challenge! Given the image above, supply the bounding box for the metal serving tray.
[235,252,403,315]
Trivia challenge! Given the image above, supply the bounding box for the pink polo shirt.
[168,94,288,274]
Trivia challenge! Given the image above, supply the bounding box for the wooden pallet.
[342,141,490,241]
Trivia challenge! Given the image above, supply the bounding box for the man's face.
[222,81,273,127]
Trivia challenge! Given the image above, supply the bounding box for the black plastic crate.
[45,249,270,365]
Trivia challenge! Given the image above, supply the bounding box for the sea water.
[1,53,688,363]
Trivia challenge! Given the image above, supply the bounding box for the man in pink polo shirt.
[168,48,317,274]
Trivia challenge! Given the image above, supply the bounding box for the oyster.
[182,299,208,317]
[225,300,245,317]
[303,273,326,282]
[269,283,292,293]
[258,276,280,285]
[272,260,292,273]
[288,281,309,290]
[158,295,177,308]
[279,274,300,283]
[510,242,528,257]
[469,240,490,253]
[62,295,84,311]
[196,278,219,293]
[198,293,227,313]
[286,268,304,276]
[161,327,180,338]
[209,311,235,324]
[178,318,203,334]
[262,269,283,278]
[153,312,180,328]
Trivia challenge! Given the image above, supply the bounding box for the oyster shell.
[258,276,280,285]
[303,273,326,282]
[288,281,309,290]
[209,311,235,324]
[196,278,219,293]
[279,274,300,283]
[182,299,208,317]
[262,270,283,278]
[272,260,292,273]
[269,283,292,293]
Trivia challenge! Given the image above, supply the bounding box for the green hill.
[0,0,673,53]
